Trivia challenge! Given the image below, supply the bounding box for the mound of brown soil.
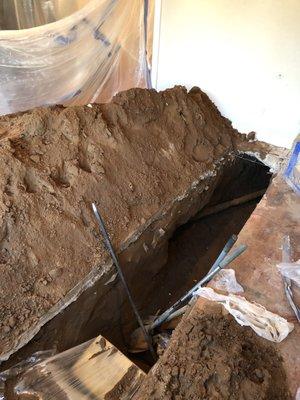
[134,302,291,400]
[0,86,243,361]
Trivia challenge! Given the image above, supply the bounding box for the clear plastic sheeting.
[1,336,145,400]
[0,1,92,30]
[0,0,149,115]
[195,287,294,342]
[210,268,244,294]
[0,349,56,400]
[278,261,300,288]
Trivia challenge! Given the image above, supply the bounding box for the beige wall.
[153,0,300,148]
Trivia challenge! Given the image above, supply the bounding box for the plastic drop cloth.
[0,0,151,115]
[195,287,294,342]
[278,260,300,288]
[0,1,93,30]
[210,268,244,294]
[0,336,145,400]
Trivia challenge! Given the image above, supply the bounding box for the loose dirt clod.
[134,303,291,400]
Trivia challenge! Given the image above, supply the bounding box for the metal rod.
[92,203,157,360]
[206,244,246,281]
[165,305,189,323]
[151,243,247,330]
[207,234,237,275]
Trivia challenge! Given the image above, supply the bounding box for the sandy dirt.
[134,302,291,400]
[0,86,243,360]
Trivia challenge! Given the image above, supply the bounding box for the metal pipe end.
[92,202,98,213]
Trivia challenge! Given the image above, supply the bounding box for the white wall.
[152,0,300,148]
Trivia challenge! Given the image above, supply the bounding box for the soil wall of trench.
[0,86,287,365]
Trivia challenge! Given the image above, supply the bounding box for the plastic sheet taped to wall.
[0,0,149,115]
[0,1,93,30]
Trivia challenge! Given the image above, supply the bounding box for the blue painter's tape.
[54,28,77,46]
[284,141,300,194]
[94,29,110,47]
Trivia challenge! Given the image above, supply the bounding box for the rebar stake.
[92,203,157,360]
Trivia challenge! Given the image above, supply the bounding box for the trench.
[130,154,271,369]
[140,155,270,320]
[2,154,272,373]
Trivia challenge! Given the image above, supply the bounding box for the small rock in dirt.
[30,155,40,163]
[3,325,10,333]
[255,368,264,380]
[49,268,63,280]
[8,316,16,328]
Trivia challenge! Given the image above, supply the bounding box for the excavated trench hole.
[130,154,272,369]
[141,155,271,320]
[2,154,272,374]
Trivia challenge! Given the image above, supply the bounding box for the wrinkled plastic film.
[0,0,149,115]
[0,349,56,400]
[278,261,300,288]
[0,1,93,30]
[210,268,244,294]
[195,287,294,342]
[1,336,144,400]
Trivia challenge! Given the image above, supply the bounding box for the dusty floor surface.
[134,303,291,400]
[0,86,245,360]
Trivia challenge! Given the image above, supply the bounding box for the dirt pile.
[0,86,244,361]
[134,302,291,400]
